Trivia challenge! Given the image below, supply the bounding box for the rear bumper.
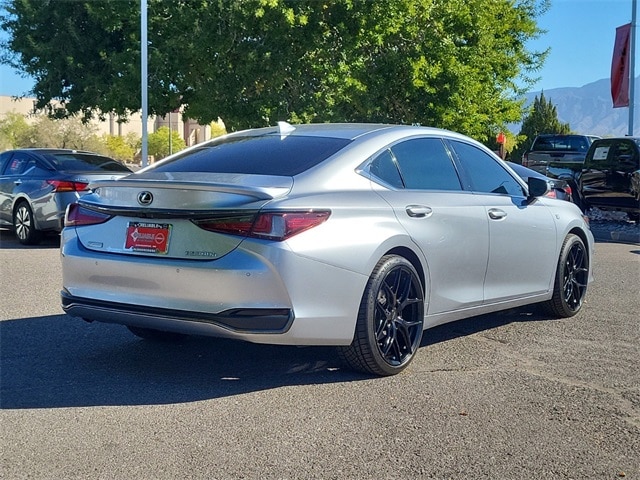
[61,290,293,334]
[60,228,367,345]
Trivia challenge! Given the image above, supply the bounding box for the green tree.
[510,92,571,162]
[29,116,104,150]
[209,120,227,139]
[148,126,186,161]
[102,133,138,162]
[0,111,33,149]
[1,0,550,140]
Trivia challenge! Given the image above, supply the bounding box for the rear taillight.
[564,185,573,197]
[47,180,89,192]
[522,153,529,167]
[65,203,112,227]
[193,210,331,241]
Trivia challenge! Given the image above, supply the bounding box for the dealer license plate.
[124,222,171,254]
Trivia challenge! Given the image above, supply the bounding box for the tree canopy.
[511,92,571,162]
[1,0,550,140]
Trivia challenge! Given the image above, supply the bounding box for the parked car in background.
[522,134,600,210]
[60,123,594,376]
[507,162,573,202]
[579,137,640,222]
[0,148,132,244]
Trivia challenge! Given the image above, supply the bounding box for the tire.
[13,201,43,245]
[339,255,424,376]
[542,234,589,318]
[126,325,186,342]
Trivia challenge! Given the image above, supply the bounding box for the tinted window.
[46,153,130,172]
[389,138,462,190]
[450,141,526,197]
[369,149,404,188]
[532,135,590,152]
[0,152,11,174]
[5,153,37,175]
[151,135,352,176]
[611,141,639,170]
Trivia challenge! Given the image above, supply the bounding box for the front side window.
[450,141,526,197]
[389,138,462,191]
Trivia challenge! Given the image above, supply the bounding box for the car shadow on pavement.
[0,307,550,410]
[0,228,60,249]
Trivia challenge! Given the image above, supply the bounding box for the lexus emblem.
[137,191,154,206]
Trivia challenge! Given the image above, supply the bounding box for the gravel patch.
[587,208,640,244]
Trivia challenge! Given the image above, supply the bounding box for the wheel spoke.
[15,208,31,240]
[374,264,424,366]
[562,242,587,311]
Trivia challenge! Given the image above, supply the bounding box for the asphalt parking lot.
[1,227,638,479]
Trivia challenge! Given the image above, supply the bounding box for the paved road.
[1,229,638,479]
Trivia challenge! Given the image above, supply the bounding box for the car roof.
[225,122,470,142]
[5,148,102,155]
[591,136,640,143]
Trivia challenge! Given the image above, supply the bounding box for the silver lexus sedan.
[61,123,594,376]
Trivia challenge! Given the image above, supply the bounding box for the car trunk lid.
[72,172,292,259]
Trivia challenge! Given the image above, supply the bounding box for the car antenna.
[277,121,296,139]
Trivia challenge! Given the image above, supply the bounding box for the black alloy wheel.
[543,234,589,317]
[13,201,43,245]
[340,255,424,376]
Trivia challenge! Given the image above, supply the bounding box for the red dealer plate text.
[124,222,171,254]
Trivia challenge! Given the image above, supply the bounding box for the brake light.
[193,210,331,241]
[522,153,529,166]
[65,203,112,227]
[47,180,89,192]
[564,185,572,197]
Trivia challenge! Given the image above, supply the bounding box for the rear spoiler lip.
[86,177,291,201]
[74,200,262,219]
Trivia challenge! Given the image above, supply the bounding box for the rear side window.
[369,149,404,188]
[5,153,37,175]
[611,140,639,170]
[151,135,352,176]
[389,138,462,191]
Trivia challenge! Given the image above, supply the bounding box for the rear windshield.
[46,153,131,172]
[150,135,352,176]
[531,135,590,152]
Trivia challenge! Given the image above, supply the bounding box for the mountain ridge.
[521,77,640,137]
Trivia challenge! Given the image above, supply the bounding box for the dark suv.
[579,137,640,222]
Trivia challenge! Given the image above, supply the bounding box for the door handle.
[488,208,507,220]
[406,205,433,218]
[13,179,22,185]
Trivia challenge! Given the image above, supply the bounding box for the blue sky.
[0,0,636,96]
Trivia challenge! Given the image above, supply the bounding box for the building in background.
[0,95,212,148]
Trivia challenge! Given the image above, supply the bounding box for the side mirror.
[527,176,549,198]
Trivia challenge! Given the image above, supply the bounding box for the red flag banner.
[611,23,631,108]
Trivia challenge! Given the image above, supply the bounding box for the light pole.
[141,0,148,167]
[629,0,637,136]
